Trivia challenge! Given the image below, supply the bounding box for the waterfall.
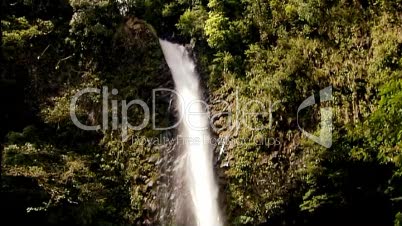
[159,39,222,226]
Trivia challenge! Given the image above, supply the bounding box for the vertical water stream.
[159,40,222,226]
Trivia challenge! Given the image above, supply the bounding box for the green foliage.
[2,16,54,66]
[177,7,208,37]
[396,212,402,226]
[204,11,231,49]
[2,0,402,225]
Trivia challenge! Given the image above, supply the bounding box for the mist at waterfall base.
[159,39,223,226]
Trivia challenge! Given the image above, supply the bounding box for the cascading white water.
[159,39,222,226]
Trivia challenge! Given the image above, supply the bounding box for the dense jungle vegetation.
[1,0,402,225]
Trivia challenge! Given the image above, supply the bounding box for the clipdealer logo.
[69,86,333,148]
